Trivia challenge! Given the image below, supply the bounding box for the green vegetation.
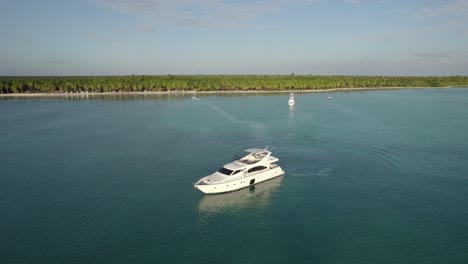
[1,75,467,94]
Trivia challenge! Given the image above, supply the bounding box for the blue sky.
[1,0,467,76]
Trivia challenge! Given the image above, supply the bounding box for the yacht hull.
[194,166,285,194]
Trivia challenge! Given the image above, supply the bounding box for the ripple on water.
[3,91,468,264]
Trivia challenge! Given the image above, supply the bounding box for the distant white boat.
[326,96,332,100]
[288,93,295,106]
[194,148,285,194]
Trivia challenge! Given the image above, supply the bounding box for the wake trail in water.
[192,97,272,147]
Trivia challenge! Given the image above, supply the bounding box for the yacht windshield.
[218,167,234,175]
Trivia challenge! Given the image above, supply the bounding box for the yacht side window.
[218,167,233,175]
[231,170,241,176]
[247,166,267,173]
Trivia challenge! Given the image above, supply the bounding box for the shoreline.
[0,86,464,97]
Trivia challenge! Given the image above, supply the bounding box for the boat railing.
[236,151,274,165]
[237,158,260,165]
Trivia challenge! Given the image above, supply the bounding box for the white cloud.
[91,0,322,27]
[421,0,468,18]
[344,0,361,5]
[297,55,468,76]
[87,32,116,43]
[413,52,462,59]
[136,25,155,32]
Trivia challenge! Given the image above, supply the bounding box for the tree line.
[1,75,467,94]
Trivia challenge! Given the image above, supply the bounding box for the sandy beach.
[0,86,461,97]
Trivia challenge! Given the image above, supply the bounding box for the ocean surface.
[1,88,468,264]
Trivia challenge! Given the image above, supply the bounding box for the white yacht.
[194,148,285,194]
[288,93,295,106]
[198,176,284,212]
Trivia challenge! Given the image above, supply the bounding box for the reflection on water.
[288,104,295,125]
[198,176,284,213]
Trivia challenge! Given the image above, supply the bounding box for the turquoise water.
[1,88,468,264]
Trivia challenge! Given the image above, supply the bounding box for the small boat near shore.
[326,96,332,100]
[194,148,285,194]
[288,93,295,106]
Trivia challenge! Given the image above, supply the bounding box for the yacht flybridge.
[194,148,285,194]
